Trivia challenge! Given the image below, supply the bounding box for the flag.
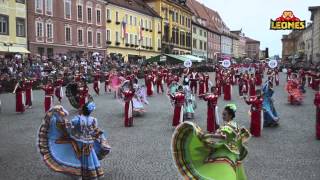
[121,21,127,39]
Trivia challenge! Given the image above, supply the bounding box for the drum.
[65,83,80,109]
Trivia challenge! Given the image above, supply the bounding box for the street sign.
[222,59,231,68]
[184,60,192,68]
[160,56,166,62]
[268,60,278,69]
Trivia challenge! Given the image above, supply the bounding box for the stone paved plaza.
[0,73,319,180]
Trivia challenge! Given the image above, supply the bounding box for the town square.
[0,0,320,180]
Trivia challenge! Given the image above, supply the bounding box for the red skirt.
[250,110,262,137]
[16,91,25,113]
[124,101,133,127]
[25,89,33,106]
[316,107,320,139]
[44,96,53,112]
[173,105,183,127]
[249,85,256,96]
[223,85,231,101]
[207,106,217,133]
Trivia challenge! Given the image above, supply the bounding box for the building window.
[78,28,83,45]
[125,14,128,24]
[193,27,196,34]
[204,42,207,51]
[16,18,26,37]
[106,29,110,42]
[200,30,202,36]
[46,22,53,43]
[204,31,207,38]
[175,12,178,22]
[158,38,161,48]
[36,20,43,42]
[77,3,83,22]
[115,11,119,22]
[158,22,161,32]
[64,0,71,20]
[35,0,43,13]
[145,20,147,29]
[130,16,133,25]
[135,35,138,45]
[96,9,101,25]
[87,7,92,23]
[87,30,93,46]
[65,26,71,44]
[115,31,119,42]
[97,32,101,47]
[134,17,137,26]
[107,9,111,21]
[130,34,133,44]
[140,19,143,27]
[0,15,9,35]
[45,0,53,15]
[16,0,25,3]
[193,39,197,49]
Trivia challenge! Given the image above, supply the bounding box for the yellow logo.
[270,11,305,30]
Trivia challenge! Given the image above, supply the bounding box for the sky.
[200,0,319,57]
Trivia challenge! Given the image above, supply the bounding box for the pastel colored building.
[146,0,193,55]
[0,0,28,55]
[27,0,107,58]
[106,0,162,63]
[191,17,207,59]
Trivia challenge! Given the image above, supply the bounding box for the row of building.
[0,0,261,62]
[282,6,320,64]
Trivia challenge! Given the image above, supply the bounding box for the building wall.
[106,3,161,62]
[147,0,192,55]
[312,9,320,62]
[303,25,313,62]
[246,42,260,60]
[232,38,239,58]
[221,35,232,57]
[27,0,106,57]
[207,31,220,61]
[191,23,207,59]
[0,0,27,53]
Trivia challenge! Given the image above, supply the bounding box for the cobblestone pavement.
[0,73,319,180]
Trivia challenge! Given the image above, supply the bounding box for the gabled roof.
[245,37,260,43]
[107,0,161,18]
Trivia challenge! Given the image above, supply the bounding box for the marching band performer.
[274,67,280,86]
[198,73,206,95]
[244,90,264,137]
[123,83,135,127]
[223,72,232,101]
[79,80,89,109]
[189,69,199,94]
[249,74,256,96]
[145,72,154,96]
[93,70,101,96]
[156,70,164,94]
[41,79,55,112]
[25,78,34,109]
[199,87,220,133]
[13,78,25,113]
[54,74,64,103]
[262,80,280,127]
[255,67,263,86]
[314,86,320,140]
[204,72,210,93]
[168,85,185,127]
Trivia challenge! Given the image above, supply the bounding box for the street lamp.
[3,42,13,52]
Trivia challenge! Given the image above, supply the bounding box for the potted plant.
[107,41,112,45]
[115,42,120,46]
[116,21,120,25]
[125,43,130,46]
[107,19,112,23]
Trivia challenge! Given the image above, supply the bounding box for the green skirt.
[171,122,247,180]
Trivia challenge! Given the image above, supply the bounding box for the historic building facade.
[309,6,320,63]
[191,17,207,59]
[231,30,246,59]
[27,0,107,58]
[146,0,193,55]
[106,0,162,63]
[0,0,28,56]
[245,37,260,60]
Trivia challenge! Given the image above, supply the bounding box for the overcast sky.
[199,0,319,57]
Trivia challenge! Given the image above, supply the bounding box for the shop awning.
[9,46,30,54]
[146,54,205,64]
[0,45,7,52]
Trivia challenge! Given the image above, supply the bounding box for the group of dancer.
[3,58,320,180]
